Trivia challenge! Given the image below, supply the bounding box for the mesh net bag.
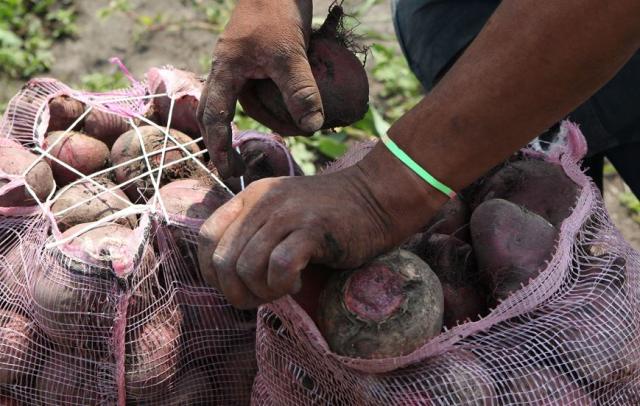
[2,58,640,406]
[251,123,640,405]
[0,60,260,405]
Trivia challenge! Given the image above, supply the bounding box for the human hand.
[197,147,447,309]
[197,0,324,178]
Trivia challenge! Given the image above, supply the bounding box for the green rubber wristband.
[380,132,456,198]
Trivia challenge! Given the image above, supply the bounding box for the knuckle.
[289,84,320,105]
[212,250,234,274]
[245,177,275,193]
[200,108,220,129]
[212,39,241,63]
[269,249,295,273]
[235,257,257,280]
[270,40,304,62]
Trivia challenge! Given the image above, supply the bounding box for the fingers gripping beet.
[423,197,471,241]
[240,5,369,135]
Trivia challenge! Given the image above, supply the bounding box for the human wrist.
[352,141,449,239]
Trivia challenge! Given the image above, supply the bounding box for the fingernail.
[299,111,324,132]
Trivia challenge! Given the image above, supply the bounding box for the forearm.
[359,0,640,228]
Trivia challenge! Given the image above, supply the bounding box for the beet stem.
[318,5,344,38]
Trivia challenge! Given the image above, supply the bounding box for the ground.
[0,0,638,250]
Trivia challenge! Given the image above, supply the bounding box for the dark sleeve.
[393,0,500,91]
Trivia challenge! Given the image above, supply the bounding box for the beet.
[0,311,34,384]
[0,139,54,207]
[424,350,496,405]
[225,133,304,192]
[595,384,640,404]
[496,360,593,405]
[35,352,102,405]
[43,131,110,186]
[546,258,639,384]
[83,108,132,148]
[111,126,205,202]
[0,395,21,406]
[471,199,558,302]
[424,197,471,241]
[420,234,487,328]
[240,5,369,136]
[163,368,214,405]
[317,249,443,359]
[151,69,203,138]
[47,96,85,132]
[31,223,152,346]
[126,309,182,399]
[51,179,137,232]
[0,246,28,308]
[157,179,232,278]
[469,159,579,227]
[158,179,231,224]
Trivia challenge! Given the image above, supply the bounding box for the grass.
[76,71,130,92]
[0,0,77,79]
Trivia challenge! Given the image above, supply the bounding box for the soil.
[604,174,640,250]
[0,0,637,250]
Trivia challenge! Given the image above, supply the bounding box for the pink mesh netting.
[0,64,257,405]
[252,123,640,405]
[1,60,639,405]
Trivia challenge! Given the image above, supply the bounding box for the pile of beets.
[0,5,632,404]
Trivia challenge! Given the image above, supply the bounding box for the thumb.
[270,52,324,133]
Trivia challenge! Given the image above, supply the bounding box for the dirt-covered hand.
[197,146,448,309]
[197,170,386,309]
[197,0,323,178]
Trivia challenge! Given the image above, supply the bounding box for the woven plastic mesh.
[0,63,257,405]
[2,61,640,405]
[252,123,640,405]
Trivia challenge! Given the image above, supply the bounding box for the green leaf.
[0,29,22,47]
[289,140,317,175]
[314,135,348,159]
[77,71,130,92]
[351,108,376,134]
[137,15,155,28]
